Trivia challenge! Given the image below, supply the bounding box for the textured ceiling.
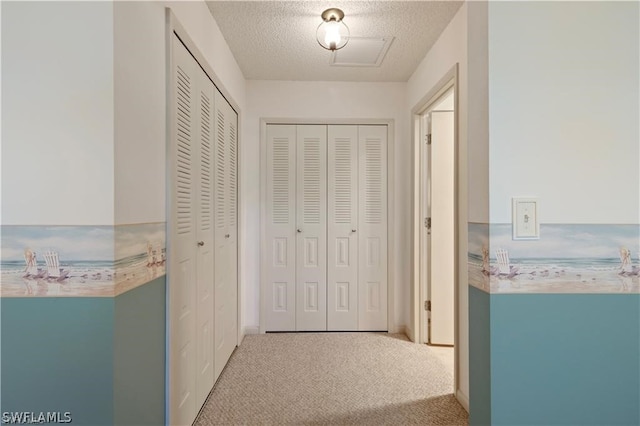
[205,1,464,82]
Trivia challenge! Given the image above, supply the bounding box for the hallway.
[194,333,467,425]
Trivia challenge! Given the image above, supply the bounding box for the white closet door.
[213,91,237,379]
[327,125,358,331]
[265,125,296,331]
[195,66,215,407]
[225,99,238,356]
[296,125,327,331]
[169,34,198,426]
[358,125,388,331]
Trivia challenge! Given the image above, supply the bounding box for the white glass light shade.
[316,10,349,51]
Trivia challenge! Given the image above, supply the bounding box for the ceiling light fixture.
[316,8,349,51]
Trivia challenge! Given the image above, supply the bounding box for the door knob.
[351,229,357,233]
[225,234,230,238]
[297,229,302,233]
[197,241,204,246]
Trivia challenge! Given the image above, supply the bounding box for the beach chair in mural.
[43,250,69,280]
[496,248,519,278]
[23,249,45,278]
[146,242,157,267]
[619,247,633,274]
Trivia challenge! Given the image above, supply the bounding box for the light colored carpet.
[195,333,468,425]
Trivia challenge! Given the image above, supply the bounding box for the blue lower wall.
[469,286,492,426]
[490,294,640,425]
[114,276,166,425]
[1,297,114,425]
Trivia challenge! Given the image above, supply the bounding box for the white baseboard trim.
[456,389,469,413]
[243,325,260,335]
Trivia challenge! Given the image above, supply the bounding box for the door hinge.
[424,217,431,230]
[425,300,431,311]
[426,134,432,145]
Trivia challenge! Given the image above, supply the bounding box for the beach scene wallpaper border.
[1,223,166,297]
[468,223,640,294]
[115,223,166,296]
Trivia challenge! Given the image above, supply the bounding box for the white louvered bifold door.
[224,95,239,360]
[194,65,215,408]
[327,125,359,331]
[213,91,238,380]
[358,125,388,331]
[168,34,198,426]
[296,125,328,331]
[265,125,297,331]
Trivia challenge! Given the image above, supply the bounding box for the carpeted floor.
[194,333,468,425]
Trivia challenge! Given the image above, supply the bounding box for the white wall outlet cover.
[512,197,540,240]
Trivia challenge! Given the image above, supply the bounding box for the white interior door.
[327,125,358,331]
[428,110,455,346]
[195,65,215,407]
[214,91,238,379]
[169,34,198,426]
[296,125,327,331]
[265,125,297,331]
[358,125,388,331]
[225,97,238,361]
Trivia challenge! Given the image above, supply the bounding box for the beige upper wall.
[2,1,115,225]
[488,1,639,224]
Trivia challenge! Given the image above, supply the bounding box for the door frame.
[410,64,460,393]
[259,118,396,334]
[165,8,244,423]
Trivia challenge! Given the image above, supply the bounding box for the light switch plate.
[512,197,539,240]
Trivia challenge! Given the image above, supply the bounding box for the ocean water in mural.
[468,223,640,293]
[0,226,114,297]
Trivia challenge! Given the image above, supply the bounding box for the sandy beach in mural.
[0,260,114,297]
[468,223,640,294]
[468,255,639,293]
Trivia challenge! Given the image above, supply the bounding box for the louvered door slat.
[229,121,237,227]
[215,110,226,231]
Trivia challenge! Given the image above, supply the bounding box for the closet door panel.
[358,125,388,331]
[194,65,215,407]
[265,125,297,331]
[169,34,198,426]
[327,125,358,331]
[295,125,327,331]
[225,102,238,356]
[213,91,238,379]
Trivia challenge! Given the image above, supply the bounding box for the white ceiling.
[205,1,464,82]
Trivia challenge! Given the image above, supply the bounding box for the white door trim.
[410,64,461,403]
[259,118,396,334]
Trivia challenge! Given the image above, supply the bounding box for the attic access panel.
[330,36,394,67]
